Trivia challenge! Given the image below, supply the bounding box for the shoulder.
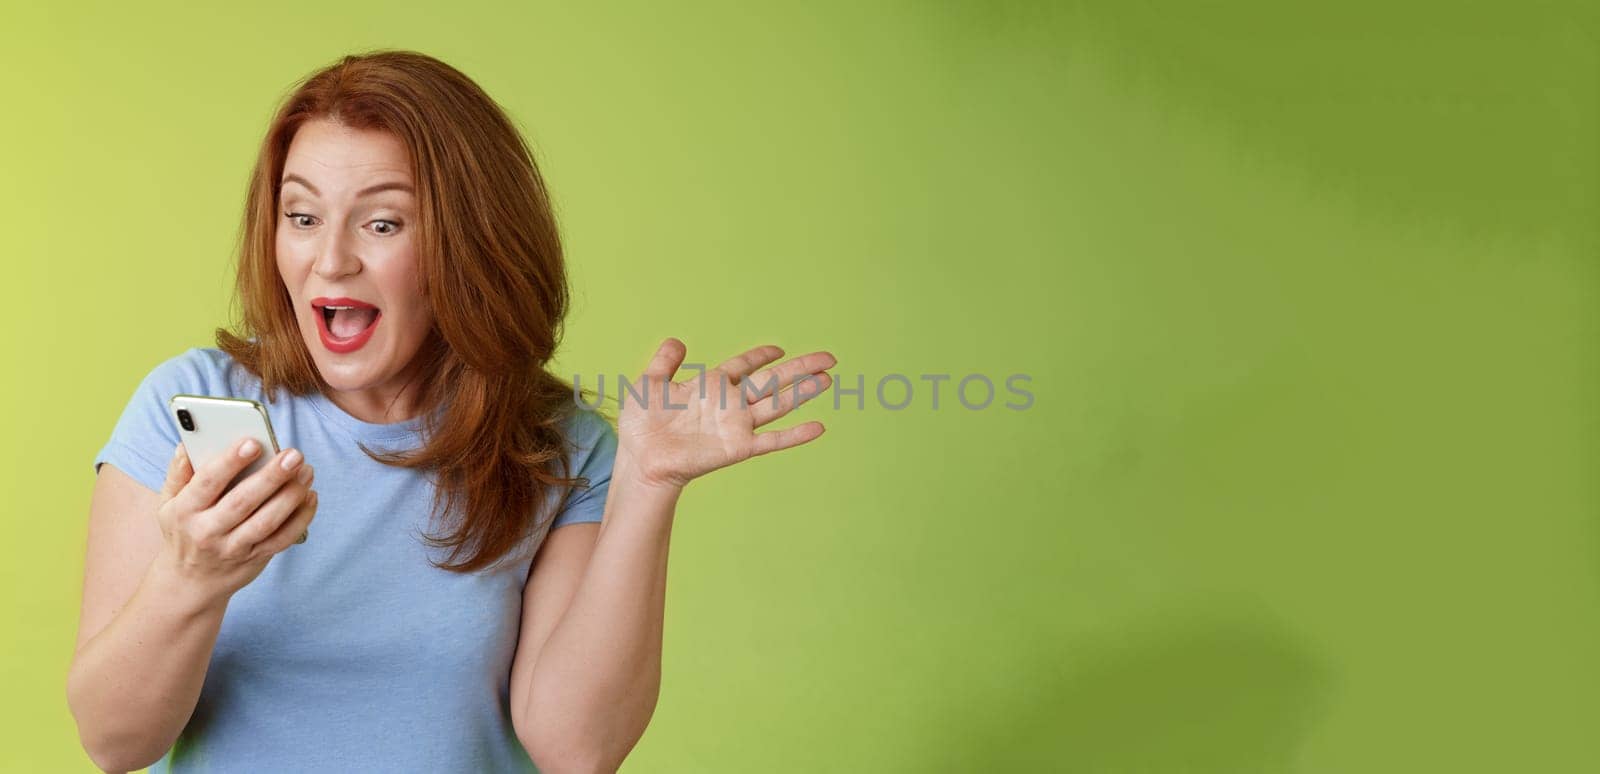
[95,347,261,493]
[140,346,263,399]
[557,406,618,476]
[540,406,618,530]
[560,405,615,449]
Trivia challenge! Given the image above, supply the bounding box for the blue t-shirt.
[91,347,616,772]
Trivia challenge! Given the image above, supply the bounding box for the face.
[276,118,433,401]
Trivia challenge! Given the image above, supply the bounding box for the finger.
[161,443,195,501]
[643,337,687,381]
[750,372,833,426]
[745,352,837,404]
[249,490,319,560]
[174,437,271,514]
[750,420,826,457]
[197,448,310,536]
[226,473,313,556]
[714,344,785,382]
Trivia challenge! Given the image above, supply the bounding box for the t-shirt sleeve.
[92,349,206,494]
[550,409,618,529]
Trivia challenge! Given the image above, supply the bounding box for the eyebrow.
[279,173,414,199]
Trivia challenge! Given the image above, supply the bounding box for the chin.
[317,370,372,392]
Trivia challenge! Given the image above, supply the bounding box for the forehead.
[281,119,413,189]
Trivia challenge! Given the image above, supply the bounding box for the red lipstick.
[311,296,381,354]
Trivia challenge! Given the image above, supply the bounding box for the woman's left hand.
[613,338,835,491]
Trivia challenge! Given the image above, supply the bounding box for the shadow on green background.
[1,1,1594,772]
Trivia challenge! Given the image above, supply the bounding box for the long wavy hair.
[217,49,604,573]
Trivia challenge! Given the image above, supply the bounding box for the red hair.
[217,49,604,572]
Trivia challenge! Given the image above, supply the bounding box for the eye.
[369,219,403,236]
[284,212,317,229]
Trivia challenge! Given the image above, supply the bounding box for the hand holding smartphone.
[167,394,311,545]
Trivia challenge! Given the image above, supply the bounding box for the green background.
[4,1,1596,771]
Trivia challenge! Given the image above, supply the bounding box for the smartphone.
[168,394,282,494]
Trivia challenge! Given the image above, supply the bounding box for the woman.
[67,50,834,773]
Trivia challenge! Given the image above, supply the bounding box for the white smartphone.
[168,394,282,494]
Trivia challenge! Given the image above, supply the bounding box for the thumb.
[643,337,687,381]
[160,443,193,501]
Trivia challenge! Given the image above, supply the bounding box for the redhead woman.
[66,50,834,773]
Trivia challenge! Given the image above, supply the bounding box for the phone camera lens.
[177,409,195,431]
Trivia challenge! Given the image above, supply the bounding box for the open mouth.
[311,297,382,353]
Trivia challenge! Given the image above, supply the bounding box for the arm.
[67,463,224,773]
[68,442,318,772]
[511,469,678,774]
[510,339,834,772]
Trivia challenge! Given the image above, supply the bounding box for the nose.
[312,223,362,280]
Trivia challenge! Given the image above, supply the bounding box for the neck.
[323,353,433,425]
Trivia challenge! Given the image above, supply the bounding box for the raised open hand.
[614,338,835,491]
